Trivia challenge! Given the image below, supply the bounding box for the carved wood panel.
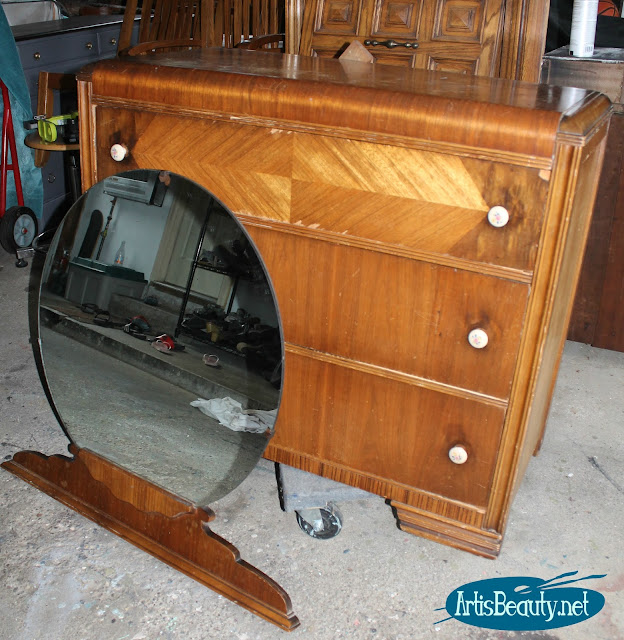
[371,0,422,38]
[315,0,362,34]
[300,0,505,75]
[433,0,484,42]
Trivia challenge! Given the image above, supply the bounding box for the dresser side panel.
[485,122,610,531]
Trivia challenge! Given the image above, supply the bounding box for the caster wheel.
[295,504,343,540]
[0,206,38,253]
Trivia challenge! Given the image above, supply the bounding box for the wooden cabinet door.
[300,0,505,76]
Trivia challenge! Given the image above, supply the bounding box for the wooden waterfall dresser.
[77,49,611,557]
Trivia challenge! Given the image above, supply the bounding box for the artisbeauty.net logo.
[434,571,606,631]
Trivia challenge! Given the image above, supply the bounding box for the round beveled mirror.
[37,170,283,506]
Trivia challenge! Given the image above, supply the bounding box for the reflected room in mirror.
[2,170,298,630]
[40,169,282,506]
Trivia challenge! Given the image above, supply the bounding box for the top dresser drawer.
[289,136,549,273]
[92,109,549,273]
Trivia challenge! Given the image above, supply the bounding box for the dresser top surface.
[85,48,612,160]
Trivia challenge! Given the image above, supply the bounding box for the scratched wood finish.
[269,347,507,507]
[248,227,531,399]
[87,106,550,275]
[77,50,611,558]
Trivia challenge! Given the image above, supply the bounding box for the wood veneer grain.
[76,52,611,559]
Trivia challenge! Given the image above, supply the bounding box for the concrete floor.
[38,326,269,506]
[1,247,623,640]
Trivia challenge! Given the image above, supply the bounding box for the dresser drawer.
[97,27,123,57]
[92,108,548,273]
[40,152,68,202]
[248,226,529,400]
[18,31,101,71]
[276,350,506,508]
[290,136,549,273]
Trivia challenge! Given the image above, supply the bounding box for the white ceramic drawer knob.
[449,445,468,464]
[110,143,129,161]
[468,328,488,349]
[487,205,510,228]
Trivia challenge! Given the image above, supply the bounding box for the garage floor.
[1,247,622,640]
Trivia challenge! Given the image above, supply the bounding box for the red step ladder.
[0,77,25,217]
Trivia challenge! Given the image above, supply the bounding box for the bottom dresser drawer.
[272,347,506,508]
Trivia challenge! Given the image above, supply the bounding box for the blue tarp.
[0,5,43,220]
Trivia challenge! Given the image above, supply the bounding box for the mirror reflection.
[38,170,282,506]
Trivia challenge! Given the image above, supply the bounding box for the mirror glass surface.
[38,170,282,506]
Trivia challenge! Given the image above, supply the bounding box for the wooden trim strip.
[89,94,555,170]
[240,215,534,284]
[285,342,509,408]
[390,501,502,558]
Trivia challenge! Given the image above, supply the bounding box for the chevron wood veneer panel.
[94,107,294,221]
[93,105,548,272]
[292,134,488,206]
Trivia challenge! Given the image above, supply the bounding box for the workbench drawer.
[17,31,102,70]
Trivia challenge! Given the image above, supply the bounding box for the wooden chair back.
[116,0,289,54]
[117,0,212,55]
[33,0,295,169]
[218,0,284,49]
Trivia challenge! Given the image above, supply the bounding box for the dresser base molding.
[265,446,490,530]
[268,442,502,557]
[389,501,503,559]
[1,446,299,631]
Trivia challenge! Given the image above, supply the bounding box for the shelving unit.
[12,15,136,229]
[173,199,251,356]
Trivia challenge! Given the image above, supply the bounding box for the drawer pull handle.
[47,173,56,184]
[449,445,468,465]
[110,38,117,45]
[487,205,510,228]
[468,328,488,349]
[86,42,93,50]
[363,39,418,49]
[33,52,41,60]
[110,143,129,161]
